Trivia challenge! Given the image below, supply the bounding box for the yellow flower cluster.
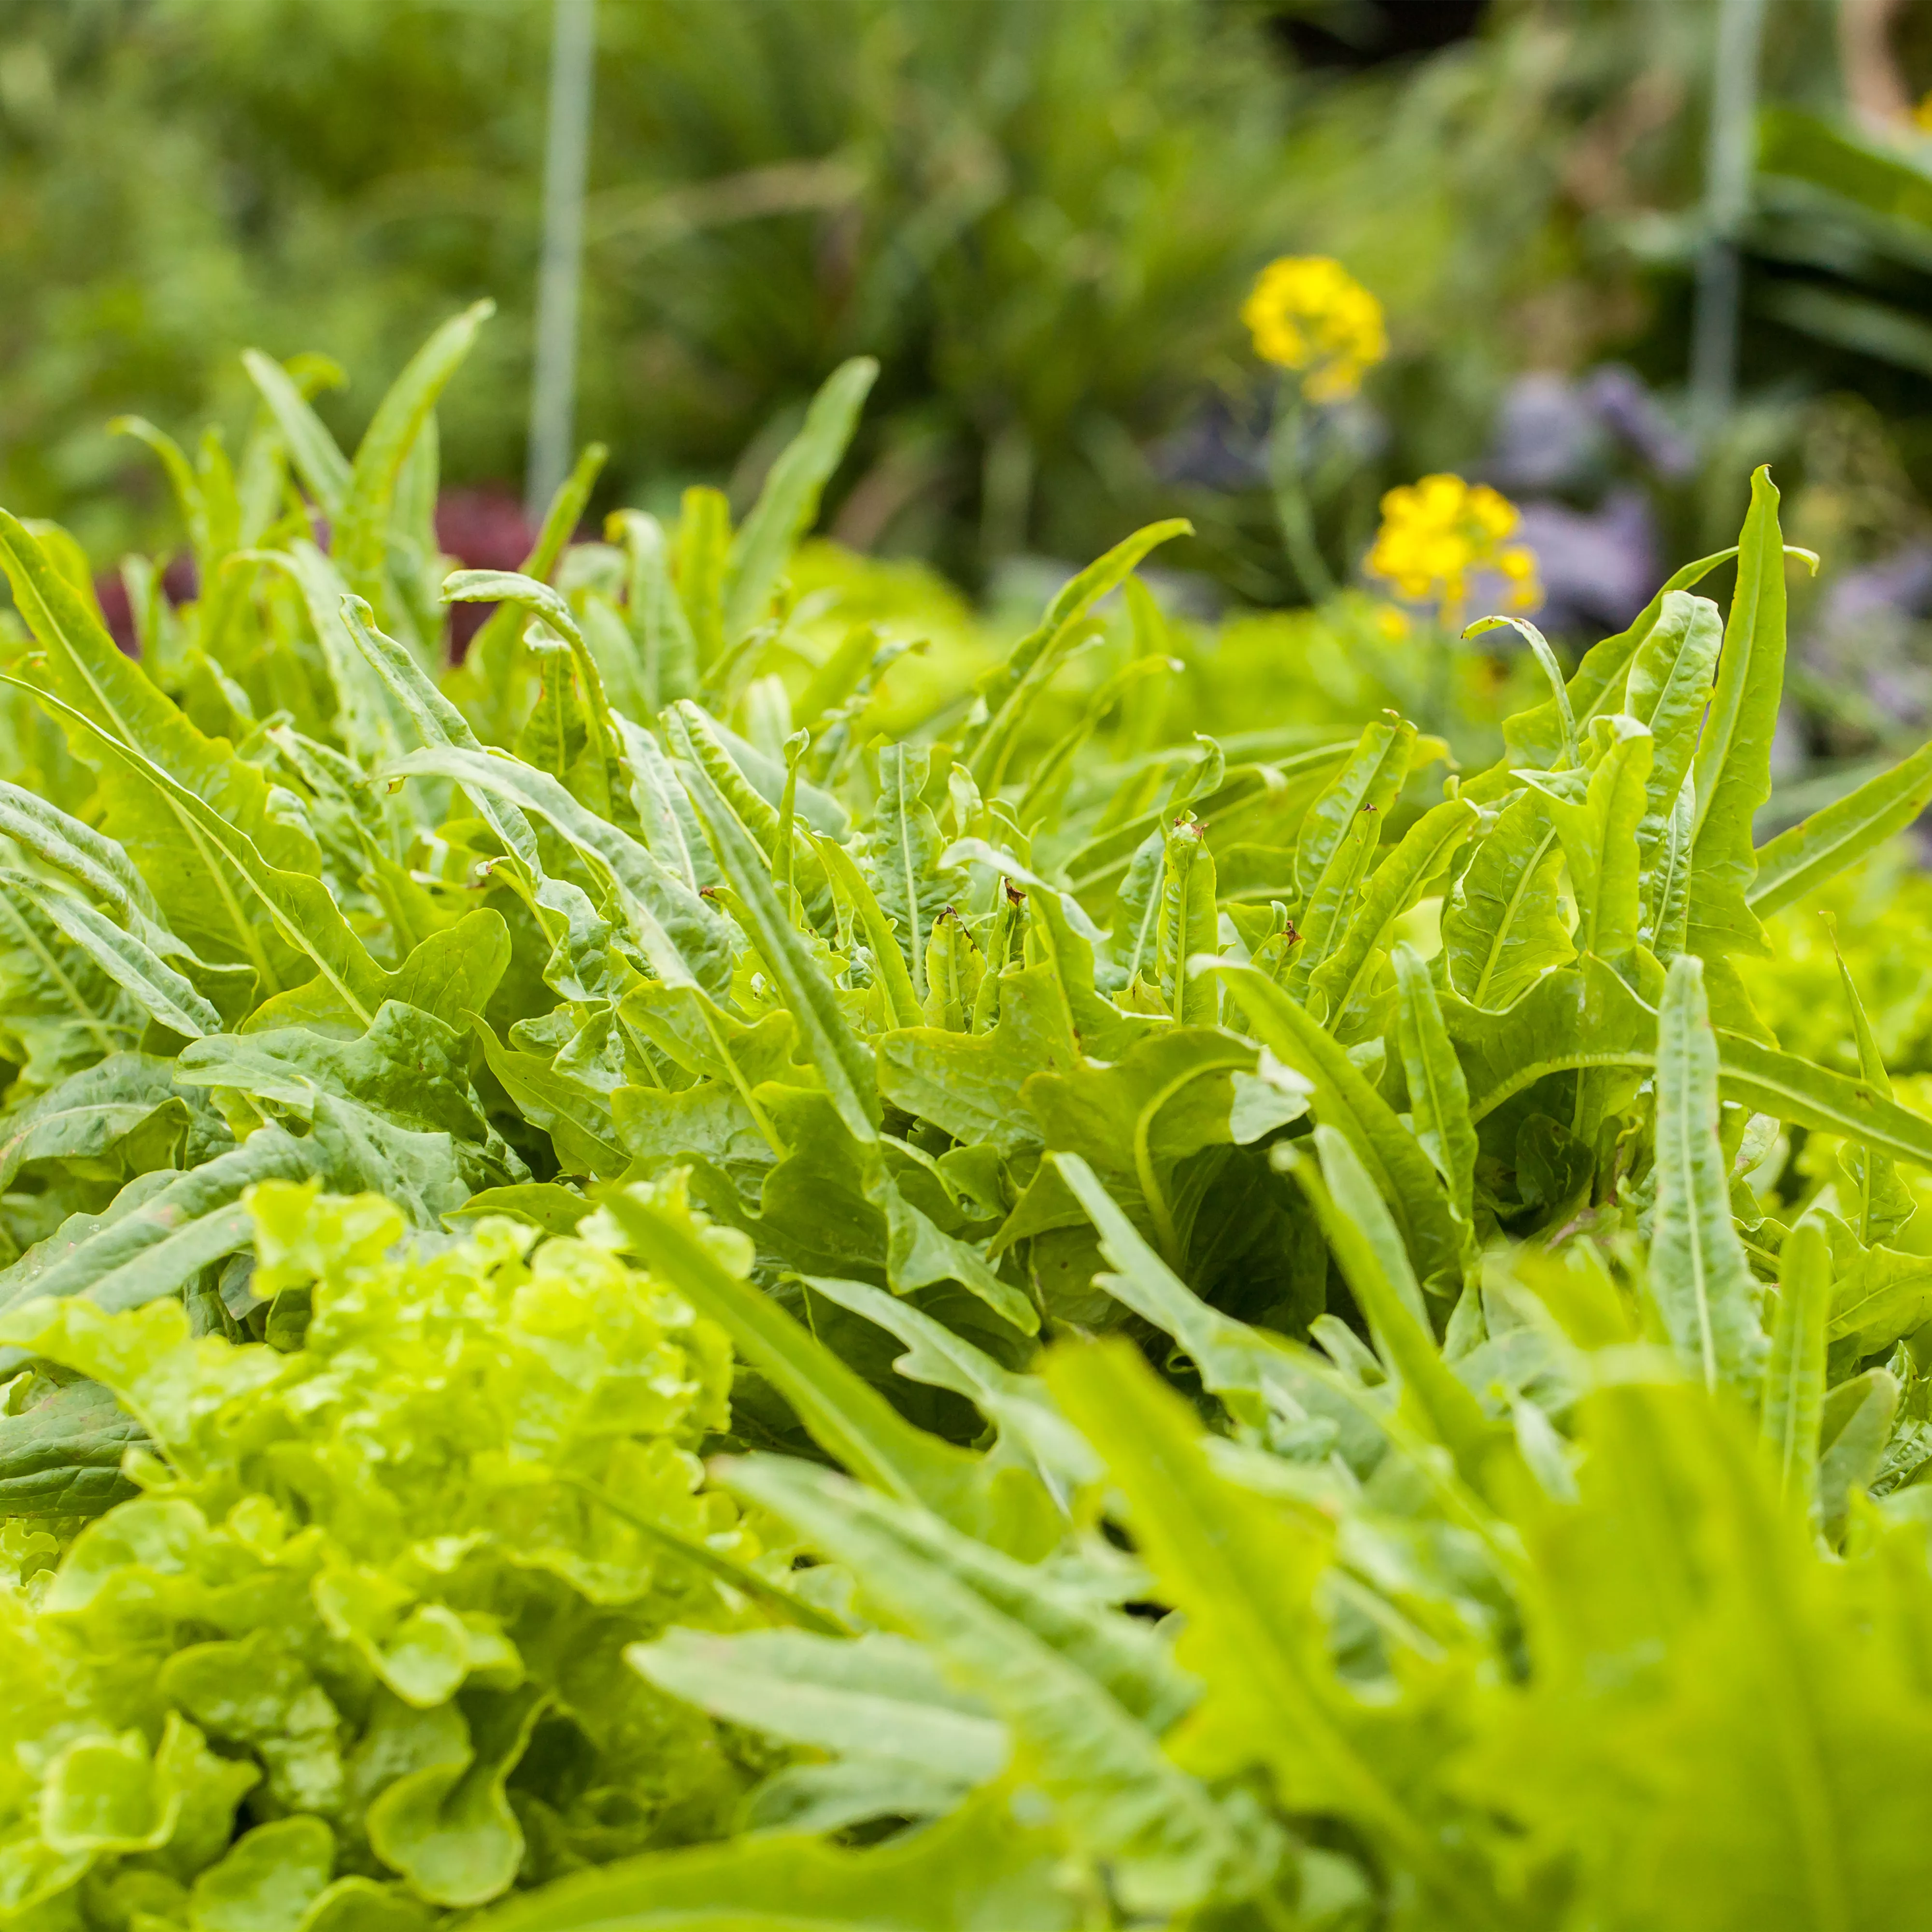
[1241,255,1387,401]
[1365,473,1541,620]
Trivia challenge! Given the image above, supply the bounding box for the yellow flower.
[1917,90,1932,134]
[1242,256,1387,401]
[1365,473,1542,621]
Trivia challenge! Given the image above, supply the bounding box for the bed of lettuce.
[8,311,1932,1930]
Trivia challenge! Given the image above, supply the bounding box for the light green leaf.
[1449,956,1661,1124]
[1532,717,1650,963]
[241,349,352,518]
[629,1626,1006,1782]
[598,1187,989,1528]
[385,744,735,996]
[723,358,879,645]
[816,836,923,1030]
[1053,1151,1393,1473]
[0,514,322,982]
[365,1684,542,1908]
[464,1789,1076,1932]
[1621,590,1722,858]
[1309,794,1477,1024]
[616,715,712,891]
[964,520,1192,791]
[610,508,700,709]
[1648,953,1767,1396]
[1293,712,1414,902]
[0,777,169,937]
[1046,1343,1499,1926]
[0,1132,313,1369]
[9,874,220,1037]
[19,680,390,1023]
[1714,1033,1932,1173]
[469,1014,626,1180]
[333,301,494,600]
[1761,1218,1829,1510]
[1023,1025,1253,1264]
[677,750,879,1142]
[1817,1368,1899,1543]
[1826,1243,1932,1356]
[1439,787,1573,1009]
[1392,941,1477,1230]
[872,743,962,1000]
[879,964,1078,1156]
[463,441,609,707]
[190,1816,335,1932]
[443,566,621,811]
[1493,545,1741,776]
[1283,1128,1498,1484]
[802,1272,1099,1489]
[1688,468,1791,959]
[1467,615,1578,767]
[1750,735,1932,916]
[253,543,411,766]
[723,1453,1237,1919]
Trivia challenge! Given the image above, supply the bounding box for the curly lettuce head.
[0,1179,776,1925]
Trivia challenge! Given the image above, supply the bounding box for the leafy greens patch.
[6,313,1932,1927]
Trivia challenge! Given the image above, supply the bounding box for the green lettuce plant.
[0,1180,774,1928]
[5,309,1932,1925]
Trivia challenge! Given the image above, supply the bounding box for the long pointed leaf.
[1761,1219,1829,1510]
[15,681,389,1023]
[1045,1343,1501,1926]
[598,1189,986,1522]
[677,752,879,1141]
[723,358,878,645]
[385,745,734,996]
[1284,1128,1498,1483]
[240,350,351,518]
[1649,953,1767,1396]
[964,520,1191,791]
[333,301,494,597]
[1392,942,1477,1230]
[723,1451,1239,1918]
[1750,735,1932,915]
[1688,469,1797,958]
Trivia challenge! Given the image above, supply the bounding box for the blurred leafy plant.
[0,0,1301,589]
[0,0,1870,613]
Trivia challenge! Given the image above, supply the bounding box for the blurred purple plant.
[1508,489,1659,637]
[1805,543,1932,732]
[1487,367,1692,497]
[1481,367,1691,637]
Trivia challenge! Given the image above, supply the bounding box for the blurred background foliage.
[18,0,1932,778]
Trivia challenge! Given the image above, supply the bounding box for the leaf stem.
[1268,384,1335,605]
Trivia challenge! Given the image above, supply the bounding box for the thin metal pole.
[1690,0,1767,434]
[526,0,597,522]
